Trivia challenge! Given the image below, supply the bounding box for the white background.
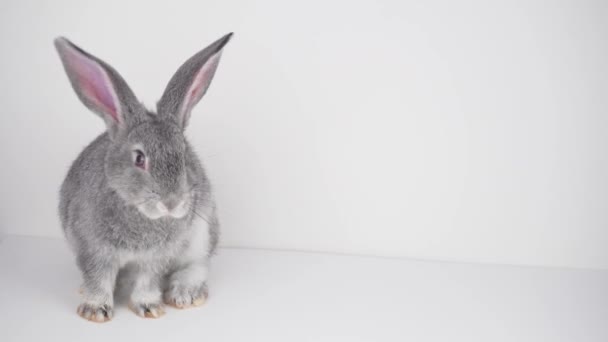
[0,0,607,269]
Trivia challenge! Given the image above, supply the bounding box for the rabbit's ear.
[157,33,232,129]
[54,37,141,136]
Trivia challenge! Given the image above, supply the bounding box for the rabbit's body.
[54,33,231,322]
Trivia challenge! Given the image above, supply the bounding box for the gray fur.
[55,33,232,321]
[54,37,146,138]
[158,33,232,128]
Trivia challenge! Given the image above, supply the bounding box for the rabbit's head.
[55,33,232,219]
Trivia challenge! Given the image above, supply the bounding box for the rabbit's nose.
[162,197,184,212]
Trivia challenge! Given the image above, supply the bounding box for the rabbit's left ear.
[54,37,142,137]
[157,33,232,129]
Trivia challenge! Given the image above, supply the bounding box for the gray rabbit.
[55,33,232,322]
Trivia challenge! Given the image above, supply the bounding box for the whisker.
[187,183,199,193]
[132,195,156,207]
[190,206,211,225]
[144,188,159,196]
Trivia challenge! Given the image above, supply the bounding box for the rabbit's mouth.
[135,196,190,220]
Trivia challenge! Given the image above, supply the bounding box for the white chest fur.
[177,219,210,265]
[116,219,210,268]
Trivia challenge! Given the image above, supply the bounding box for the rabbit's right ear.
[54,37,141,137]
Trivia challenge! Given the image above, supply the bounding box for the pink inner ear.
[182,53,221,116]
[188,79,204,100]
[67,49,119,123]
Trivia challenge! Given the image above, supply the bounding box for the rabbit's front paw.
[163,283,208,309]
[128,301,165,318]
[77,302,113,323]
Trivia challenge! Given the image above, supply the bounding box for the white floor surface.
[1,235,606,342]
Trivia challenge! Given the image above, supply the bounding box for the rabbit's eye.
[134,150,146,169]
